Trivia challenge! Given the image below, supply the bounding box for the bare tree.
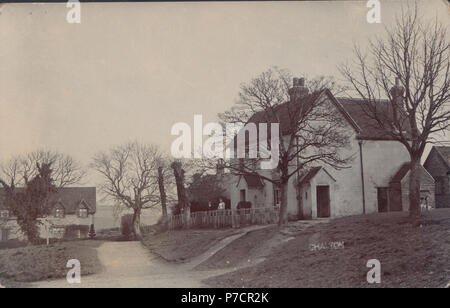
[0,151,85,243]
[0,150,86,189]
[171,160,192,228]
[91,142,162,239]
[339,4,449,216]
[158,166,168,222]
[208,67,352,225]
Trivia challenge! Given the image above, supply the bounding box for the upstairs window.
[0,210,9,219]
[78,208,88,218]
[55,208,65,218]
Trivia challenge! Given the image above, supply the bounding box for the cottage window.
[1,228,9,242]
[274,189,281,206]
[55,208,65,218]
[78,208,88,218]
[0,210,9,219]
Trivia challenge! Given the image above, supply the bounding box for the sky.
[0,0,448,189]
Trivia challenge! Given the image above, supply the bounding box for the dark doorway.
[377,187,389,212]
[316,186,330,218]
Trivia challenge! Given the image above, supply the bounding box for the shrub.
[237,201,252,209]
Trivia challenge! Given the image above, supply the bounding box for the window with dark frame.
[78,208,88,218]
[55,208,65,218]
[0,210,9,219]
[274,189,281,206]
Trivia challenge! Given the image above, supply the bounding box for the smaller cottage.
[424,146,450,208]
[0,187,96,242]
[298,167,336,219]
[388,163,435,211]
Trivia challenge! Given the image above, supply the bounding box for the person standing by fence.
[218,199,225,210]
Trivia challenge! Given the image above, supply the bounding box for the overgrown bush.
[237,201,252,209]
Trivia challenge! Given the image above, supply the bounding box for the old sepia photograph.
[0,0,449,294]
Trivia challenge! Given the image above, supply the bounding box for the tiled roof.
[389,163,434,184]
[0,187,96,214]
[298,166,336,186]
[242,174,264,189]
[239,89,409,141]
[246,91,324,136]
[336,97,411,140]
[298,167,322,186]
[435,146,450,169]
[390,163,411,183]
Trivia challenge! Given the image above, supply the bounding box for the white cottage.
[229,78,434,220]
[0,187,96,242]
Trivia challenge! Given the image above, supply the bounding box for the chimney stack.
[216,159,225,177]
[289,77,309,103]
[390,77,404,98]
[390,77,405,115]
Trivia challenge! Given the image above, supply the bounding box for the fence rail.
[167,206,280,230]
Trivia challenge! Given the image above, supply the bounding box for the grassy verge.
[0,240,104,287]
[141,228,239,262]
[204,209,450,288]
[195,226,278,271]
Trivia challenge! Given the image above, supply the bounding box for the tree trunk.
[171,161,190,229]
[158,166,168,226]
[409,158,421,217]
[278,181,289,226]
[132,208,142,240]
[184,206,191,229]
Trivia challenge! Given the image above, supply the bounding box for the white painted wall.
[228,95,412,219]
[360,140,410,214]
[1,214,94,241]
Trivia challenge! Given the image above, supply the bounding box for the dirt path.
[30,225,270,288]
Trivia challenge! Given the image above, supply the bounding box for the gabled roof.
[238,174,264,189]
[0,187,96,214]
[435,146,450,170]
[245,90,360,137]
[336,97,411,140]
[390,163,411,183]
[48,187,96,214]
[390,163,435,184]
[234,89,409,143]
[298,166,336,186]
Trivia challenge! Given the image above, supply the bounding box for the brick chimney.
[390,77,404,98]
[288,77,309,103]
[390,77,405,111]
[216,159,225,177]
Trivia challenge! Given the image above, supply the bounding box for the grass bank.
[141,228,239,262]
[0,240,104,287]
[204,209,450,288]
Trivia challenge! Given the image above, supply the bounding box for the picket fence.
[166,206,280,230]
